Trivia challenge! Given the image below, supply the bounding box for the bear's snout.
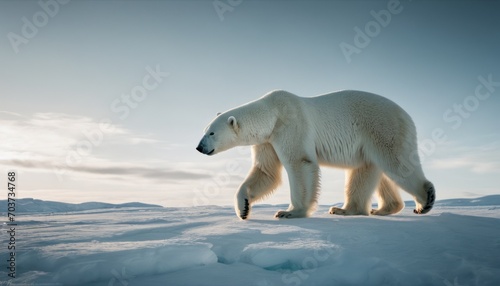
[196,139,215,155]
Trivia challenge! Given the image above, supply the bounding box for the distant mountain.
[403,195,500,208]
[434,195,500,207]
[1,195,499,214]
[0,198,162,213]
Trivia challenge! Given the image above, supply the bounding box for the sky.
[0,0,499,208]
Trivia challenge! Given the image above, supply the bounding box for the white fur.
[197,90,435,219]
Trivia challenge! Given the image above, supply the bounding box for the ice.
[1,197,499,285]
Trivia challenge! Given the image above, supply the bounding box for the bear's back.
[305,90,412,126]
[303,90,416,167]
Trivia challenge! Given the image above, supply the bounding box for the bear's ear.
[216,112,222,116]
[227,116,238,131]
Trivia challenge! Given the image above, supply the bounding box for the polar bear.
[196,90,435,219]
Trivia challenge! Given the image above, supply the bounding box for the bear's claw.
[329,207,346,215]
[239,199,250,220]
[274,210,307,219]
[275,211,292,218]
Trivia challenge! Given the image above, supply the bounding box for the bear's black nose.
[196,144,203,153]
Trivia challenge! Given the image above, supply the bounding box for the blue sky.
[0,0,499,207]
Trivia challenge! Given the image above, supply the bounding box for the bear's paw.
[274,210,307,219]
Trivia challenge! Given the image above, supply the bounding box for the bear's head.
[196,113,239,156]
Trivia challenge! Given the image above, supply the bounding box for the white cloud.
[0,112,207,184]
[0,112,125,160]
[428,140,500,174]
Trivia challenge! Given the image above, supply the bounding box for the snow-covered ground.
[1,197,500,286]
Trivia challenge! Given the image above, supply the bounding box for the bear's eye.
[209,132,215,136]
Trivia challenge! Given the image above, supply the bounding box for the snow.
[1,197,500,285]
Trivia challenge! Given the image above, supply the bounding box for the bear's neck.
[235,100,277,146]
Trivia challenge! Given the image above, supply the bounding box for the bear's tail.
[413,181,435,214]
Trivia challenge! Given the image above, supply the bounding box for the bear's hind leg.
[371,175,404,215]
[330,164,381,216]
[381,163,435,215]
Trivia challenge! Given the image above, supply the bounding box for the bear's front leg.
[234,143,283,220]
[274,158,320,219]
[329,164,381,216]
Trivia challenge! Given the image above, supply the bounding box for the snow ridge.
[0,197,499,285]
